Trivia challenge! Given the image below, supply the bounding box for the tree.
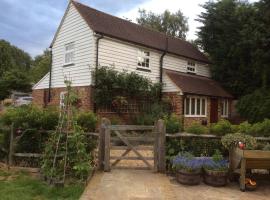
[196,0,269,97]
[0,69,32,100]
[0,40,31,78]
[30,49,51,83]
[137,9,189,39]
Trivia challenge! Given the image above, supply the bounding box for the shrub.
[236,89,270,123]
[221,133,257,150]
[186,123,208,135]
[250,119,270,137]
[76,112,97,132]
[238,121,252,134]
[133,113,155,125]
[164,114,182,134]
[210,120,232,136]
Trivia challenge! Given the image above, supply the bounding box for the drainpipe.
[93,33,104,113]
[48,48,53,103]
[159,37,168,100]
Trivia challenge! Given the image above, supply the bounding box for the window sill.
[221,115,229,118]
[184,115,207,118]
[63,63,75,67]
[136,67,151,72]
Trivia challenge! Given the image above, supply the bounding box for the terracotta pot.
[176,169,201,185]
[204,169,228,187]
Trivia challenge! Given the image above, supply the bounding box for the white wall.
[98,37,160,83]
[33,3,94,90]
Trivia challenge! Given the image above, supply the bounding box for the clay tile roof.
[165,70,233,98]
[72,1,210,64]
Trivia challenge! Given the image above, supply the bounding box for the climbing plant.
[41,80,92,185]
[93,66,162,107]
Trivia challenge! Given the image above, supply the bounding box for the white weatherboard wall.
[163,54,211,78]
[163,73,180,93]
[98,37,161,83]
[33,3,94,89]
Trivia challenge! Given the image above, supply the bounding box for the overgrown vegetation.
[186,123,208,135]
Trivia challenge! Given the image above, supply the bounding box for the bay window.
[185,96,207,117]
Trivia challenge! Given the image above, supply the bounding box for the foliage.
[0,106,58,153]
[166,137,225,170]
[203,150,228,172]
[0,40,32,100]
[164,114,182,134]
[0,170,84,200]
[221,133,257,150]
[172,152,204,172]
[76,111,98,132]
[42,81,92,183]
[210,120,232,136]
[94,66,161,107]
[263,143,270,151]
[0,69,32,100]
[133,113,156,125]
[186,123,208,135]
[137,9,189,39]
[197,0,270,97]
[30,49,51,83]
[249,119,270,137]
[237,89,270,123]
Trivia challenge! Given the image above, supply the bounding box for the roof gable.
[72,1,210,63]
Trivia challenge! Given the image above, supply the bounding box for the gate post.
[154,119,166,173]
[98,118,110,170]
[103,119,111,172]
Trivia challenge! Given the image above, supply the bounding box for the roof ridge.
[72,1,191,44]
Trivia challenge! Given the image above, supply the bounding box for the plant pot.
[204,169,228,187]
[176,169,201,185]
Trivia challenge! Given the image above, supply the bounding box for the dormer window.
[64,42,75,65]
[137,50,150,68]
[187,61,196,74]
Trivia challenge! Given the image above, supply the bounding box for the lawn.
[0,169,84,200]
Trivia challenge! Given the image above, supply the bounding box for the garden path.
[80,170,270,200]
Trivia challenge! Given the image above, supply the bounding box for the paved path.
[80,170,270,200]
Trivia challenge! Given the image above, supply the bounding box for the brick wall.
[32,86,93,111]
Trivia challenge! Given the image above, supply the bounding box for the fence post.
[154,121,159,172]
[103,119,111,172]
[8,123,14,167]
[157,119,166,173]
[98,118,108,170]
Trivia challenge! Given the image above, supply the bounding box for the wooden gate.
[98,119,166,172]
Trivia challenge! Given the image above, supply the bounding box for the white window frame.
[59,91,67,109]
[64,42,75,65]
[186,60,196,74]
[221,99,229,117]
[184,96,207,117]
[137,49,150,69]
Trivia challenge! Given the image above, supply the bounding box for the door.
[210,98,218,123]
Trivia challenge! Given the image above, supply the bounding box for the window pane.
[196,98,201,115]
[185,98,190,115]
[225,100,228,116]
[191,98,195,115]
[202,99,206,115]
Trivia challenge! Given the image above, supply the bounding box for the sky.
[0,0,256,57]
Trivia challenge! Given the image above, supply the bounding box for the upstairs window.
[221,99,229,117]
[64,42,75,65]
[137,50,150,68]
[187,61,196,74]
[185,96,207,117]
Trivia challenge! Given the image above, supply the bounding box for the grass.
[0,170,84,200]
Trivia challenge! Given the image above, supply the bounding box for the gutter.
[48,48,53,103]
[93,33,104,113]
[159,37,168,100]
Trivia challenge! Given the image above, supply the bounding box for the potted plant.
[172,152,203,185]
[203,150,229,187]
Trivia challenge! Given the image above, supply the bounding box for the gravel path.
[80,170,270,200]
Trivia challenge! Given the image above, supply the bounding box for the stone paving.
[80,169,270,200]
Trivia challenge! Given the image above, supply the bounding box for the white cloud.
[117,0,259,40]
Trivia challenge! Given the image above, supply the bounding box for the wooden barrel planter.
[203,169,228,187]
[176,169,201,185]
